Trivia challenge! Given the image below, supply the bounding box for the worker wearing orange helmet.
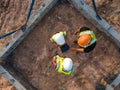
[52,55,73,75]
[71,27,97,53]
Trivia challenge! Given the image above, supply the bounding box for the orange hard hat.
[77,34,91,47]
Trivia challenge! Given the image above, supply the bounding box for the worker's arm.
[52,56,57,68]
[70,47,84,52]
[50,40,59,48]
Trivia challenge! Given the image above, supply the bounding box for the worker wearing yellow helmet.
[71,27,97,53]
[52,55,73,75]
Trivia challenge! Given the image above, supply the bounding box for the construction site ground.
[0,0,120,90]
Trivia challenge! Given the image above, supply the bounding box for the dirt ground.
[5,1,120,90]
[0,75,15,90]
[0,0,43,48]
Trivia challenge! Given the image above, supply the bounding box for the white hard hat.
[53,33,65,45]
[63,58,73,71]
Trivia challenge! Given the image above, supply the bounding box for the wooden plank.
[106,74,120,90]
[0,65,27,90]
[0,0,59,59]
[3,62,37,90]
[68,0,120,48]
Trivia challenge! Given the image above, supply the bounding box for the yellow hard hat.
[77,34,91,47]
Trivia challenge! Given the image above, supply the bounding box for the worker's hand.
[52,56,57,68]
[70,47,84,52]
[74,28,80,35]
[50,41,59,48]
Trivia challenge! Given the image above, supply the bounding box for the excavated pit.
[6,2,120,90]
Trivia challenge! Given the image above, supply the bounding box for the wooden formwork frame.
[0,65,27,90]
[0,0,59,60]
[0,0,120,90]
[0,0,59,90]
[106,74,120,90]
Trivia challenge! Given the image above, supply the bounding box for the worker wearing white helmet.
[50,31,66,46]
[52,55,73,75]
[50,31,70,52]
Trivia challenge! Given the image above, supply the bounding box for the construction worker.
[50,31,69,52]
[50,31,66,46]
[52,55,73,75]
[71,27,97,53]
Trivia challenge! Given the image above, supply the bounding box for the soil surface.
[0,0,43,48]
[8,1,120,90]
[0,75,15,90]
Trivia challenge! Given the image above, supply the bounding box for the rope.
[0,0,35,39]
[26,0,35,24]
[0,30,17,39]
[91,0,102,20]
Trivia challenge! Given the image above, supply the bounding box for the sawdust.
[0,75,15,90]
[9,1,120,90]
[85,0,107,7]
[97,0,120,32]
[85,0,120,33]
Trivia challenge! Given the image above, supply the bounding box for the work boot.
[58,0,62,4]
[118,48,120,52]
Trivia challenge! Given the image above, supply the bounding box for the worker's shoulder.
[80,27,91,32]
[84,42,96,53]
